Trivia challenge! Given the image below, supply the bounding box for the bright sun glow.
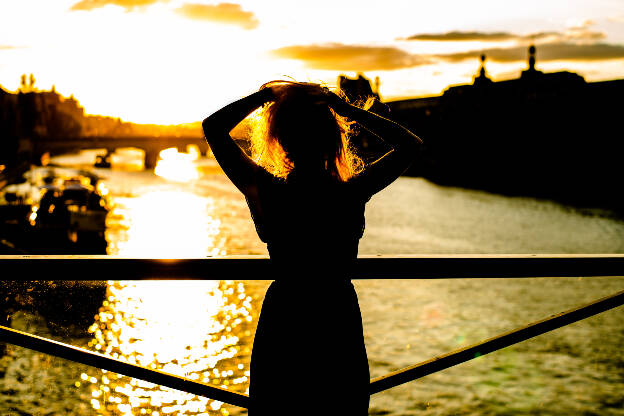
[1,1,623,124]
[154,147,200,182]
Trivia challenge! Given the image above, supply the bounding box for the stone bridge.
[28,135,210,169]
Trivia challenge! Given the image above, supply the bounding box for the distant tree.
[28,73,35,90]
[20,74,27,92]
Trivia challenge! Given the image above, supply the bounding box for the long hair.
[249,81,364,182]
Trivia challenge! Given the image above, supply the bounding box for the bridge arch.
[31,136,210,170]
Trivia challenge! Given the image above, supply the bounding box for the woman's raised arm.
[202,88,273,195]
[330,97,424,197]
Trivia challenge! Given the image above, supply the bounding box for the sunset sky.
[1,0,624,124]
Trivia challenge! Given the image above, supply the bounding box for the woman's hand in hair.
[263,83,287,100]
[261,81,311,101]
[262,81,342,107]
[326,91,351,114]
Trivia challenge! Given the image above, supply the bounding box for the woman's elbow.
[202,114,224,140]
[405,134,424,155]
[202,115,215,134]
[400,135,422,152]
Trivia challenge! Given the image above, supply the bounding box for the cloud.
[403,29,604,43]
[0,45,18,50]
[438,42,624,63]
[70,0,165,11]
[563,27,605,42]
[175,3,259,29]
[607,15,624,23]
[271,43,430,71]
[403,23,613,65]
[271,39,624,72]
[404,31,518,42]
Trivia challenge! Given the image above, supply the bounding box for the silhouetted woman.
[202,81,422,415]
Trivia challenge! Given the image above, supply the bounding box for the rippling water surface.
[1,149,623,416]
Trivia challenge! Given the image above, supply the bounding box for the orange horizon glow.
[1,1,623,124]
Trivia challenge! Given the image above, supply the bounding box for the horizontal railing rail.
[1,254,623,279]
[1,255,623,410]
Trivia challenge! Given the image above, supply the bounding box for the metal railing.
[1,254,623,410]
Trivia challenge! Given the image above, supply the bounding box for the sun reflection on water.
[106,190,225,258]
[83,280,257,416]
[154,147,200,183]
[82,142,262,415]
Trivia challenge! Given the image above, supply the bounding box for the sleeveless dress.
[246,169,371,416]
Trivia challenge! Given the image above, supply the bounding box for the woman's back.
[246,169,369,274]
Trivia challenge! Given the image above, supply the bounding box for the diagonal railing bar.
[0,325,250,409]
[1,256,622,406]
[2,290,623,403]
[0,254,623,279]
[369,288,624,394]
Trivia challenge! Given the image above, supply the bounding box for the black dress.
[246,169,371,415]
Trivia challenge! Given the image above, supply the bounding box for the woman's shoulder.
[252,169,371,205]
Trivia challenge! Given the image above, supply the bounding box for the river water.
[1,149,623,416]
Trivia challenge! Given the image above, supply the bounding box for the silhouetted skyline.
[380,46,624,211]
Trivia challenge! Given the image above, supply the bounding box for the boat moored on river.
[0,168,108,253]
